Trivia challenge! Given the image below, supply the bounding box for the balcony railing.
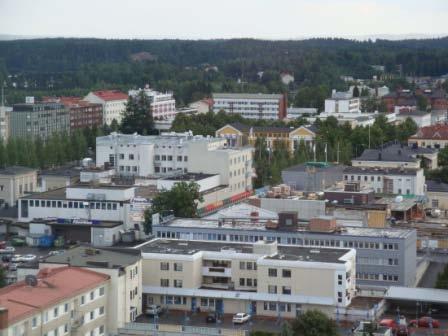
[202,267,231,277]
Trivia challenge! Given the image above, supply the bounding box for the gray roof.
[213,93,283,100]
[426,180,448,193]
[354,143,436,163]
[137,239,349,263]
[43,245,141,269]
[284,162,346,173]
[0,166,36,176]
[40,167,81,178]
[344,166,420,176]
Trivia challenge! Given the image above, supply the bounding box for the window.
[174,280,183,288]
[282,269,291,278]
[177,156,182,161]
[99,306,105,315]
[99,287,105,296]
[54,307,59,317]
[338,274,343,285]
[129,154,134,160]
[160,262,169,270]
[174,263,183,271]
[99,325,105,335]
[81,295,85,305]
[240,278,245,286]
[119,154,124,159]
[32,316,38,328]
[282,286,291,295]
[90,291,94,300]
[161,279,169,287]
[268,268,277,277]
[64,324,68,333]
[246,278,253,286]
[268,285,277,294]
[239,261,246,270]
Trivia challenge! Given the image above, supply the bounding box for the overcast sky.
[1,0,447,40]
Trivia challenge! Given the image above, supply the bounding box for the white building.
[212,93,287,120]
[129,87,176,120]
[137,239,356,319]
[325,90,361,114]
[84,90,128,125]
[286,107,318,119]
[343,167,425,196]
[18,184,150,234]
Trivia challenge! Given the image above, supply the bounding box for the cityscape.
[0,1,448,335]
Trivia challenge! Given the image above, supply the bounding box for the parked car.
[0,246,15,254]
[48,250,65,257]
[145,305,163,316]
[206,313,217,323]
[11,254,22,262]
[21,254,37,262]
[232,313,250,324]
[8,263,18,271]
[1,255,11,262]
[409,316,440,328]
[10,238,26,247]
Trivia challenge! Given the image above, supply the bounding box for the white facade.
[157,174,221,192]
[344,169,425,196]
[84,92,127,125]
[129,87,176,120]
[325,98,361,114]
[213,93,286,120]
[95,132,253,195]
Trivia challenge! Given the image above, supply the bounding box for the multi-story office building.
[129,87,177,120]
[59,97,103,130]
[0,266,109,336]
[18,184,149,240]
[10,100,70,139]
[84,90,128,126]
[343,166,425,196]
[40,246,142,333]
[213,93,287,120]
[137,239,356,318]
[95,132,254,209]
[152,218,416,287]
[324,90,361,114]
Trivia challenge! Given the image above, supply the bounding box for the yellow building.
[216,123,316,152]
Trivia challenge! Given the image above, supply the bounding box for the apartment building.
[324,90,361,114]
[216,123,316,152]
[84,90,128,125]
[137,239,356,318]
[343,167,425,196]
[0,166,37,207]
[95,132,254,211]
[212,93,287,120]
[10,100,70,139]
[40,246,142,334]
[0,266,109,336]
[128,87,177,120]
[59,97,103,130]
[408,124,448,149]
[152,218,416,287]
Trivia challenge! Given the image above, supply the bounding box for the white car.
[145,305,163,316]
[0,246,15,254]
[11,254,22,262]
[232,313,251,324]
[21,254,37,262]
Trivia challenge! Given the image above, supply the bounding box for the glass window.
[160,262,169,270]
[282,269,291,278]
[268,268,277,277]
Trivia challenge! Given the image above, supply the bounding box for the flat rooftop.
[161,173,217,181]
[40,167,81,177]
[43,246,141,268]
[0,166,36,175]
[21,184,135,200]
[157,218,413,238]
[344,166,420,176]
[136,239,349,263]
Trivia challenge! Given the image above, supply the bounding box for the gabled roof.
[410,124,448,140]
[354,143,435,163]
[0,267,109,325]
[91,90,128,101]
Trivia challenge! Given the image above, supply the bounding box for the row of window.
[160,279,183,288]
[155,155,188,162]
[263,302,292,312]
[268,268,292,278]
[239,278,257,287]
[358,257,399,266]
[129,286,138,300]
[356,272,399,282]
[28,199,119,211]
[267,285,291,295]
[239,261,257,270]
[119,165,138,172]
[345,174,412,183]
[160,262,183,271]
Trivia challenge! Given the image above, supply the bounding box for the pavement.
[418,262,446,288]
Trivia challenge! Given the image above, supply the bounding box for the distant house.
[280,72,294,85]
[216,122,316,152]
[408,124,448,149]
[84,90,128,125]
[426,180,448,211]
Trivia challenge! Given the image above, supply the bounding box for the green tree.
[0,267,6,288]
[439,147,448,167]
[417,95,429,111]
[144,182,203,233]
[353,86,360,97]
[290,310,339,336]
[0,140,7,168]
[121,91,154,135]
[396,117,417,142]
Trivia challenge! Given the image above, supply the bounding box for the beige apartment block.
[0,166,37,207]
[136,239,356,319]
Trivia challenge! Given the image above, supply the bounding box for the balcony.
[202,266,231,277]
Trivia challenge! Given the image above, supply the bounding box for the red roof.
[59,97,100,108]
[92,90,128,101]
[0,267,109,325]
[410,124,448,140]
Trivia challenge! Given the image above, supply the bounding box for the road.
[418,262,446,288]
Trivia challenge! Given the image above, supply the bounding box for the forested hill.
[1,37,448,105]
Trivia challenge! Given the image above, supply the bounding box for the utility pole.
[325,143,328,163]
[336,142,340,164]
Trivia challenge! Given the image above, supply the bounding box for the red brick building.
[59,97,103,130]
[382,89,448,113]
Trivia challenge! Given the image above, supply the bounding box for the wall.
[260,198,326,220]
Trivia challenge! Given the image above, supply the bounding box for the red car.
[409,316,440,328]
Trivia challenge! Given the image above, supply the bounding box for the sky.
[1,0,447,40]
